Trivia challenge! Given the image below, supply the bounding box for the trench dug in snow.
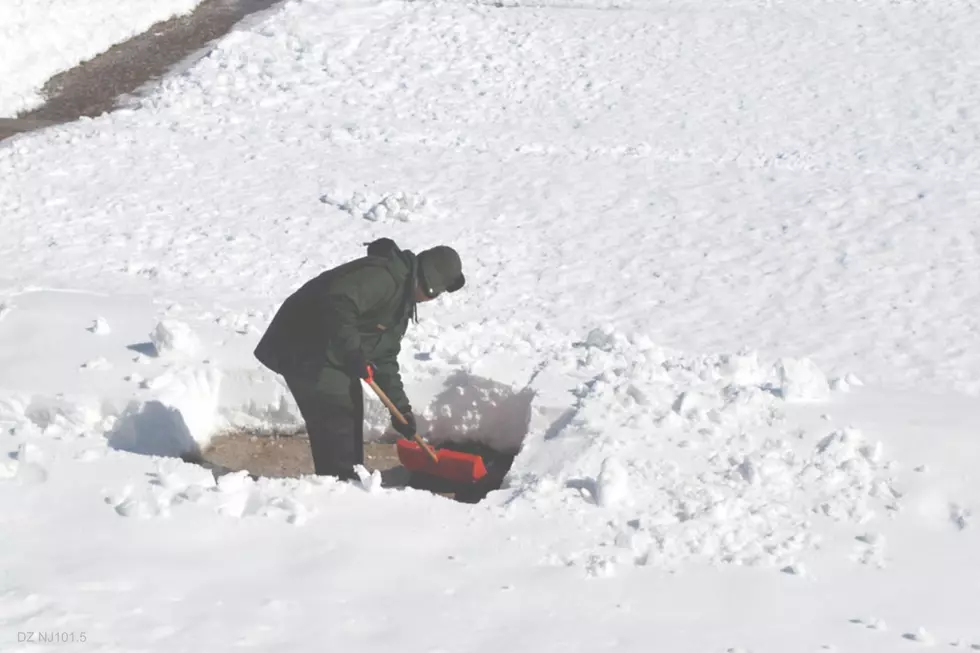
[109,369,533,504]
[187,429,520,503]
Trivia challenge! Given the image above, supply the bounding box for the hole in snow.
[185,371,533,503]
[105,371,532,503]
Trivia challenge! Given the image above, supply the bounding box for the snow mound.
[150,320,201,357]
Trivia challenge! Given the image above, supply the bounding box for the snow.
[2,0,980,650]
[777,357,831,402]
[0,0,205,117]
[150,319,202,357]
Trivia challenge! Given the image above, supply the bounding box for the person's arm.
[372,342,411,417]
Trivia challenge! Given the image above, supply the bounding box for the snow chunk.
[903,627,935,645]
[583,327,617,352]
[596,457,630,508]
[355,464,383,493]
[719,352,768,387]
[150,320,200,357]
[776,358,830,402]
[672,390,722,420]
[321,188,430,223]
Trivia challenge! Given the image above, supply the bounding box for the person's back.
[254,247,411,376]
[253,238,465,482]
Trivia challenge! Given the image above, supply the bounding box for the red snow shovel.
[363,377,487,484]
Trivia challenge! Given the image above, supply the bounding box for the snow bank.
[0,0,204,117]
[416,370,533,451]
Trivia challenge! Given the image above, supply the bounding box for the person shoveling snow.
[253,238,465,482]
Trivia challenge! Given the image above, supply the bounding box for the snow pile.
[0,0,204,117]
[505,329,887,575]
[320,188,432,223]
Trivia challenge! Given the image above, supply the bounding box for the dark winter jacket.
[254,238,418,413]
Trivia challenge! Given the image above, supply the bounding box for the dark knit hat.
[417,246,465,297]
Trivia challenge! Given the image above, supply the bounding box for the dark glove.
[343,351,375,380]
[392,412,417,440]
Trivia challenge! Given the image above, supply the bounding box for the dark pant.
[283,366,364,481]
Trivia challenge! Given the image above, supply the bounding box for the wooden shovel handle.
[364,377,439,463]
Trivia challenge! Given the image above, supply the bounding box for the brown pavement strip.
[2,0,283,141]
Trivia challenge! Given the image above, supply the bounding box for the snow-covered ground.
[0,0,205,117]
[2,0,980,650]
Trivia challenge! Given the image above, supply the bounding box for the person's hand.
[343,351,375,379]
[391,412,417,439]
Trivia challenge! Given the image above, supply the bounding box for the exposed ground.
[189,429,516,503]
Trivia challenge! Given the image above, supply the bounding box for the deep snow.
[2,0,980,650]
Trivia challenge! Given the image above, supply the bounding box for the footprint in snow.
[852,532,887,567]
[87,317,111,334]
[949,503,971,530]
[849,617,887,631]
[901,627,935,645]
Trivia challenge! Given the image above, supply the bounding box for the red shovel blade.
[396,439,488,484]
